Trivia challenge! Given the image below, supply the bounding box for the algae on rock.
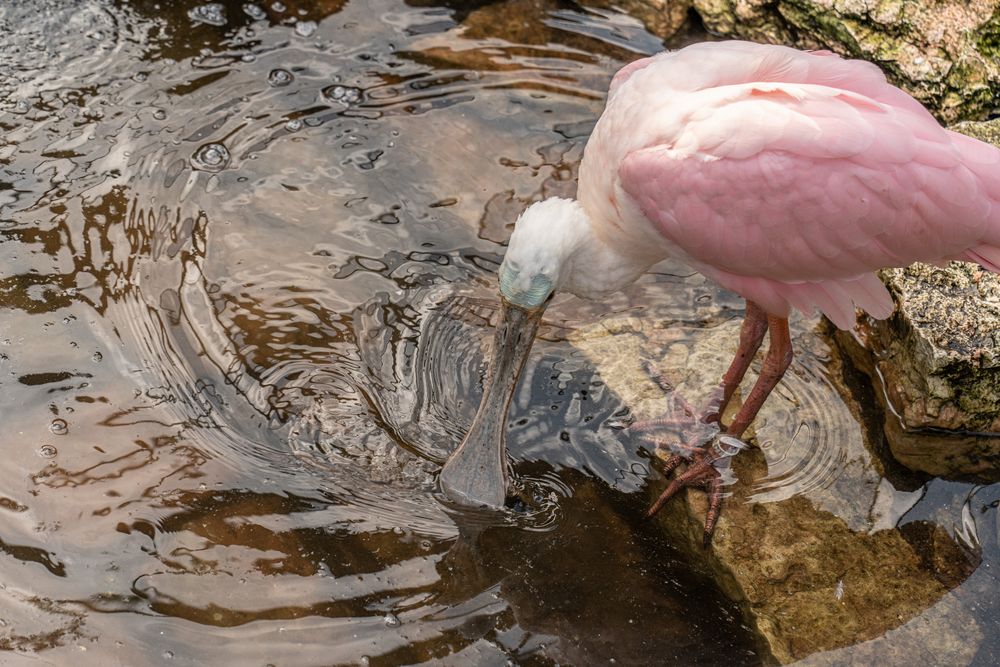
[680,0,1000,121]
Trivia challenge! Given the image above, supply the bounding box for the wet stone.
[581,0,691,39]
[571,315,980,664]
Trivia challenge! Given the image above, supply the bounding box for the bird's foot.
[644,431,748,547]
[626,362,748,546]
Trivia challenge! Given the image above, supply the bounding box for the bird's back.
[580,41,1000,328]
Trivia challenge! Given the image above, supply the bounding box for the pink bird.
[440,40,1000,543]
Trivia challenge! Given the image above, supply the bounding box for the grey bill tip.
[439,297,545,508]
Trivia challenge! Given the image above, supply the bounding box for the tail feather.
[848,273,895,319]
[965,245,1000,274]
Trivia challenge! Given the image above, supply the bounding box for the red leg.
[705,301,769,423]
[724,315,792,438]
[646,312,794,547]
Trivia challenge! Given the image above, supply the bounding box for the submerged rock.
[571,314,980,664]
[582,0,691,38]
[679,0,1000,122]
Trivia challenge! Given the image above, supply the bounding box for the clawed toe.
[628,361,753,545]
[645,456,717,517]
[644,433,749,546]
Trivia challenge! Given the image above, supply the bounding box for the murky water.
[1,0,998,665]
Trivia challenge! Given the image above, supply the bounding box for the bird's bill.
[439,296,546,508]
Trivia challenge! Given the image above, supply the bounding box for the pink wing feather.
[605,43,1000,328]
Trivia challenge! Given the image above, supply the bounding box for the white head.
[498,198,589,309]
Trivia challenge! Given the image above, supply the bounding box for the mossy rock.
[674,0,1000,121]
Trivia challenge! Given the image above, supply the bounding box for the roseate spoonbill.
[440,40,1000,543]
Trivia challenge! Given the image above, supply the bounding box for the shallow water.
[0,0,997,665]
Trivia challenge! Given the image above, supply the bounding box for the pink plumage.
[442,41,1000,542]
[580,41,1000,328]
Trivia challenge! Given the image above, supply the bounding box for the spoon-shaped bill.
[439,298,545,507]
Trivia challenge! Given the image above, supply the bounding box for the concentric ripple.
[5,0,995,665]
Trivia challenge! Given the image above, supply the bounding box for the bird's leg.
[646,314,792,547]
[706,300,769,423]
[722,314,792,438]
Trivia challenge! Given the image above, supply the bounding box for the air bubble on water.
[133,72,148,82]
[39,445,58,458]
[153,108,167,120]
[382,613,400,627]
[163,650,174,660]
[294,20,317,38]
[12,99,30,114]
[49,419,68,436]
[271,1,286,12]
[188,3,227,26]
[284,119,302,132]
[268,68,293,87]
[92,351,103,363]
[241,53,256,62]
[322,85,362,107]
[243,3,266,20]
[191,143,231,172]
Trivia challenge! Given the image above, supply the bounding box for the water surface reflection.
[0,0,758,663]
[1,0,996,664]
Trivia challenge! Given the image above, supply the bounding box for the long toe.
[703,476,725,548]
[646,456,719,518]
[646,478,685,518]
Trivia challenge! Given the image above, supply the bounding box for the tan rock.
[582,0,692,38]
[571,315,980,664]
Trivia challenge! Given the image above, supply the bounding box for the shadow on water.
[0,0,996,664]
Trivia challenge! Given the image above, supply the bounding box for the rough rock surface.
[682,0,1000,122]
[571,315,980,664]
[832,119,1000,480]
